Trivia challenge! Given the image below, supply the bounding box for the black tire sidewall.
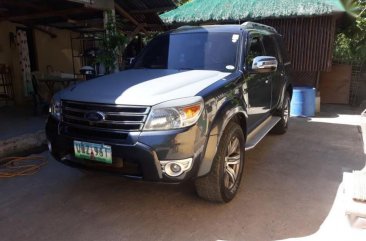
[218,123,245,202]
[271,92,290,134]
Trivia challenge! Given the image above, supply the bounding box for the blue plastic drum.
[290,87,316,117]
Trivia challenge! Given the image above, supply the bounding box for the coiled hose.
[0,156,47,178]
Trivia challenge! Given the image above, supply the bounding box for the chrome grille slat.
[63,101,150,113]
[64,100,150,109]
[107,112,148,117]
[61,101,149,139]
[64,107,150,116]
[63,114,145,124]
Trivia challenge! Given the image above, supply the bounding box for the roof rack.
[177,25,195,30]
[241,21,277,33]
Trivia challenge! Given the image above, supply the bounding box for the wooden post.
[103,9,119,73]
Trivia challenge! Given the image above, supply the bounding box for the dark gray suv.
[46,22,292,202]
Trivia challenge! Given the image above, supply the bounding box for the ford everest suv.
[46,22,292,202]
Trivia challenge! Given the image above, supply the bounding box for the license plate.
[73,140,112,164]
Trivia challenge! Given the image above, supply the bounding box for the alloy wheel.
[224,136,241,190]
[283,97,290,125]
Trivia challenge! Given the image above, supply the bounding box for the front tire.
[195,122,245,203]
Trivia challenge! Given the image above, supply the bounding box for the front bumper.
[46,117,205,182]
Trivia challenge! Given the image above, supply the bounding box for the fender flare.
[197,98,247,177]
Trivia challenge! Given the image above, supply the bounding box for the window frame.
[262,34,282,65]
[245,32,266,70]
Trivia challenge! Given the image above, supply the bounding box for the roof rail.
[241,21,277,33]
[177,25,195,30]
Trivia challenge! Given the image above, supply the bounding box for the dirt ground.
[0,105,365,241]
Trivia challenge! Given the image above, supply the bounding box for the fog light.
[160,158,193,177]
[170,163,181,173]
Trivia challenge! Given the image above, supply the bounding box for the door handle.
[265,79,270,84]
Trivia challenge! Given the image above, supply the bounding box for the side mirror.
[125,57,135,69]
[128,57,135,65]
[252,56,278,73]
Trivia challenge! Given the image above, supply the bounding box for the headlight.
[49,98,61,120]
[144,97,204,131]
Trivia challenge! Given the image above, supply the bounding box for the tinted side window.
[134,35,169,69]
[246,36,265,69]
[262,35,281,63]
[275,35,290,64]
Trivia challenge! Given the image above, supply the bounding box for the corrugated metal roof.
[160,0,346,24]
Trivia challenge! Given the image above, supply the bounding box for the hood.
[58,69,230,106]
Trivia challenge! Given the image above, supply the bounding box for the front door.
[262,34,283,108]
[244,35,272,131]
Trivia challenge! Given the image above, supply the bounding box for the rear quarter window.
[275,35,291,65]
[262,35,282,64]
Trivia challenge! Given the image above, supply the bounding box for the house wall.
[0,21,24,105]
[319,64,351,104]
[35,28,79,74]
[0,21,80,106]
[350,64,366,106]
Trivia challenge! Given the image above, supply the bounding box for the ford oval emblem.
[84,111,105,122]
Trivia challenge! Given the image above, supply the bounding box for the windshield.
[133,32,240,72]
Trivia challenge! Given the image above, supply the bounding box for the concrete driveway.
[0,105,365,241]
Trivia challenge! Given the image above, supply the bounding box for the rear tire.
[195,122,245,203]
[271,92,290,135]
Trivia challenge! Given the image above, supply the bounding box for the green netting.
[160,0,345,24]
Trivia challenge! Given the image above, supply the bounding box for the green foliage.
[334,0,366,62]
[96,11,127,73]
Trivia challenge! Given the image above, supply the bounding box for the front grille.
[61,100,150,140]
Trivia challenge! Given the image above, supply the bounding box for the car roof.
[170,24,277,35]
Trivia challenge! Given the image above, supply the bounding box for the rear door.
[244,33,272,131]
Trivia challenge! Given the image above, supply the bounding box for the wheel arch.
[229,113,247,141]
[197,101,247,177]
